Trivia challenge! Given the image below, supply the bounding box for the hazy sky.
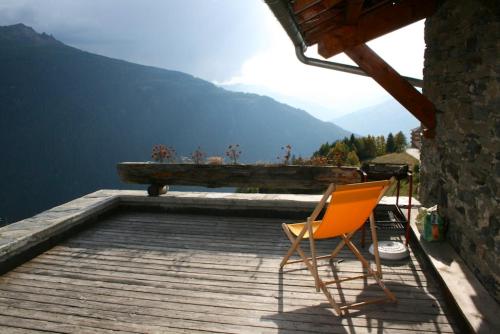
[0,0,425,120]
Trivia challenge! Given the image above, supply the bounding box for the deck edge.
[0,189,418,270]
[0,190,119,265]
[410,218,500,333]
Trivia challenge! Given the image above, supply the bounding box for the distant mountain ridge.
[220,82,341,122]
[0,23,60,46]
[0,24,351,222]
[331,99,419,137]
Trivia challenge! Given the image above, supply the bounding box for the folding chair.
[280,179,397,316]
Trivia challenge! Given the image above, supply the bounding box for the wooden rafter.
[293,0,343,16]
[300,9,343,32]
[344,43,436,132]
[293,0,323,14]
[303,10,345,43]
[318,0,436,58]
[295,0,344,29]
[345,0,364,24]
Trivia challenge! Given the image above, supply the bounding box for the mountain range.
[0,24,351,223]
[330,99,420,137]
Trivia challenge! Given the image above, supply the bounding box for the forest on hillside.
[292,131,408,167]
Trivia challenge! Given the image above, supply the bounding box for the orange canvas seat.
[280,179,397,316]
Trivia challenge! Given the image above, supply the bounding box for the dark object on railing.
[361,163,409,181]
[117,163,364,196]
[147,184,168,197]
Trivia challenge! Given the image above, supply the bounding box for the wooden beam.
[293,0,323,15]
[293,0,343,15]
[117,163,364,190]
[300,8,343,33]
[303,10,345,45]
[297,6,331,25]
[345,0,364,24]
[344,43,436,131]
[295,0,344,24]
[317,0,436,57]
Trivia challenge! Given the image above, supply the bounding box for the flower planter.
[117,162,364,196]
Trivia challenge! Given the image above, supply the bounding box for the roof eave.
[264,0,307,52]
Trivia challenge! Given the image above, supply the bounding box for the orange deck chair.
[280,179,397,316]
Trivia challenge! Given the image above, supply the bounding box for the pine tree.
[342,136,350,146]
[394,131,408,152]
[386,133,396,153]
[375,135,386,156]
[328,141,349,166]
[363,135,377,159]
[354,138,366,160]
[313,142,331,157]
[349,134,356,148]
[346,151,360,166]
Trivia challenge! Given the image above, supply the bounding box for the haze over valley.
[0,24,352,222]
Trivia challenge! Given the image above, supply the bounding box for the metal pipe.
[295,46,367,76]
[396,179,401,206]
[295,46,424,88]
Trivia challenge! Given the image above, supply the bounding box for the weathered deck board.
[0,212,460,333]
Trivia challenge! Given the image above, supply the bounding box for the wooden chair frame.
[280,181,397,316]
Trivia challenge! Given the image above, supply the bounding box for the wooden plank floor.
[0,211,460,333]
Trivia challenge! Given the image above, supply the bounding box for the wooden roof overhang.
[265,0,437,137]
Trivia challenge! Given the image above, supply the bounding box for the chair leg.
[342,236,396,302]
[281,224,396,317]
[369,213,382,278]
[320,283,343,316]
[330,231,356,259]
[330,239,345,259]
[280,223,307,268]
[281,225,317,278]
[280,224,295,268]
[281,225,340,311]
[307,218,320,292]
[328,235,396,314]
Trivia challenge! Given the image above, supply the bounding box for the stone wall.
[421,0,500,302]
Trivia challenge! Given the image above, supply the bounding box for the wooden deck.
[0,211,460,333]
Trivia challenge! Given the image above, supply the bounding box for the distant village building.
[410,126,422,149]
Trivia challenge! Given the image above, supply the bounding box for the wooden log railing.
[117,163,365,196]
